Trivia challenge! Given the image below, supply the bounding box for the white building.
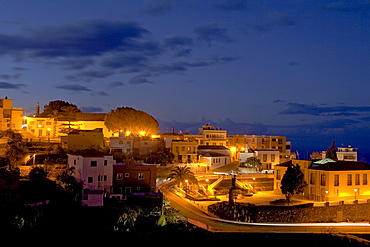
[68,149,114,206]
[321,145,358,162]
[254,149,280,171]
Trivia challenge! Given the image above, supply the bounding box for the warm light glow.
[138,131,146,136]
[125,131,131,136]
[185,179,189,183]
[151,134,160,138]
[230,147,237,152]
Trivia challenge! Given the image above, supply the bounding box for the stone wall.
[208,201,370,223]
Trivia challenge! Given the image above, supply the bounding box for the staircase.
[207,175,225,195]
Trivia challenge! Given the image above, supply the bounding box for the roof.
[69,149,111,157]
[309,160,370,171]
[35,112,106,121]
[254,149,278,152]
[197,145,229,150]
[201,152,229,157]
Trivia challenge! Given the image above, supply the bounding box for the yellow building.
[24,113,112,141]
[61,128,105,152]
[0,97,23,131]
[171,140,198,163]
[274,159,370,202]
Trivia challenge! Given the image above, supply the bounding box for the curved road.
[160,180,370,234]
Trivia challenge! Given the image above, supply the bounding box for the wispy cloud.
[0,81,25,89]
[55,84,91,92]
[278,102,370,116]
[194,22,233,46]
[140,0,176,16]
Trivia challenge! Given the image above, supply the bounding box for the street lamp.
[325,190,329,202]
[354,188,358,200]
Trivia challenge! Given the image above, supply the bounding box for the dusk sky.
[0,0,369,158]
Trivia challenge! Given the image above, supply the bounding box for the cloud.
[279,102,370,116]
[129,72,154,84]
[81,106,105,113]
[55,84,91,92]
[0,19,148,58]
[194,22,233,45]
[65,70,112,82]
[164,35,193,57]
[321,2,370,13]
[0,81,25,89]
[140,0,175,16]
[215,0,249,11]
[109,81,124,88]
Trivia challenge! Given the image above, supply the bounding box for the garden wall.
[208,201,370,223]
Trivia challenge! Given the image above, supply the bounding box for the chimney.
[36,102,40,115]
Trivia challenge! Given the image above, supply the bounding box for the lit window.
[138,173,144,180]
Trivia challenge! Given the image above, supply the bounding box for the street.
[160,180,370,234]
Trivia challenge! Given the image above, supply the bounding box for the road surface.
[160,180,370,234]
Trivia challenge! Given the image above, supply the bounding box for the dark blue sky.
[0,0,369,157]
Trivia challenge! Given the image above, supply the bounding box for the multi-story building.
[23,112,111,142]
[111,159,157,200]
[61,128,105,152]
[227,135,292,163]
[67,149,114,206]
[274,158,370,201]
[0,97,23,131]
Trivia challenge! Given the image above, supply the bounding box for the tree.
[104,107,159,136]
[5,143,28,167]
[42,100,81,115]
[56,167,83,199]
[60,105,80,133]
[167,165,197,189]
[243,157,262,169]
[310,151,322,160]
[280,164,307,203]
[325,140,338,160]
[29,167,48,181]
[147,148,174,166]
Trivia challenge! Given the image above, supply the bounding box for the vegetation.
[104,107,159,136]
[326,140,338,160]
[41,100,81,115]
[240,157,262,169]
[280,163,308,202]
[147,148,175,166]
[167,165,198,189]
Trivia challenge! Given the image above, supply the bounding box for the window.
[125,173,129,177]
[310,173,316,184]
[263,154,267,162]
[347,174,352,186]
[364,174,368,185]
[91,161,97,167]
[73,159,76,165]
[355,174,360,185]
[334,174,339,186]
[119,140,123,144]
[271,154,275,162]
[138,173,144,180]
[104,160,108,166]
[320,174,326,186]
[104,175,107,181]
[88,177,93,183]
[276,170,281,180]
[117,173,123,180]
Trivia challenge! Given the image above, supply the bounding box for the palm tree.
[61,105,80,133]
[167,165,198,189]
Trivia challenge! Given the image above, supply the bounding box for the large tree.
[104,107,159,136]
[280,164,307,203]
[42,100,81,115]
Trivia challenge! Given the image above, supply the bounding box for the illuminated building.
[321,145,358,161]
[61,128,105,152]
[0,97,23,131]
[274,159,370,201]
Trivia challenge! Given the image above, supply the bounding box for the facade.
[274,159,370,202]
[197,145,231,170]
[67,149,114,206]
[24,112,111,142]
[254,149,280,171]
[0,97,23,131]
[227,135,292,163]
[111,160,157,200]
[171,140,198,163]
[61,128,105,152]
